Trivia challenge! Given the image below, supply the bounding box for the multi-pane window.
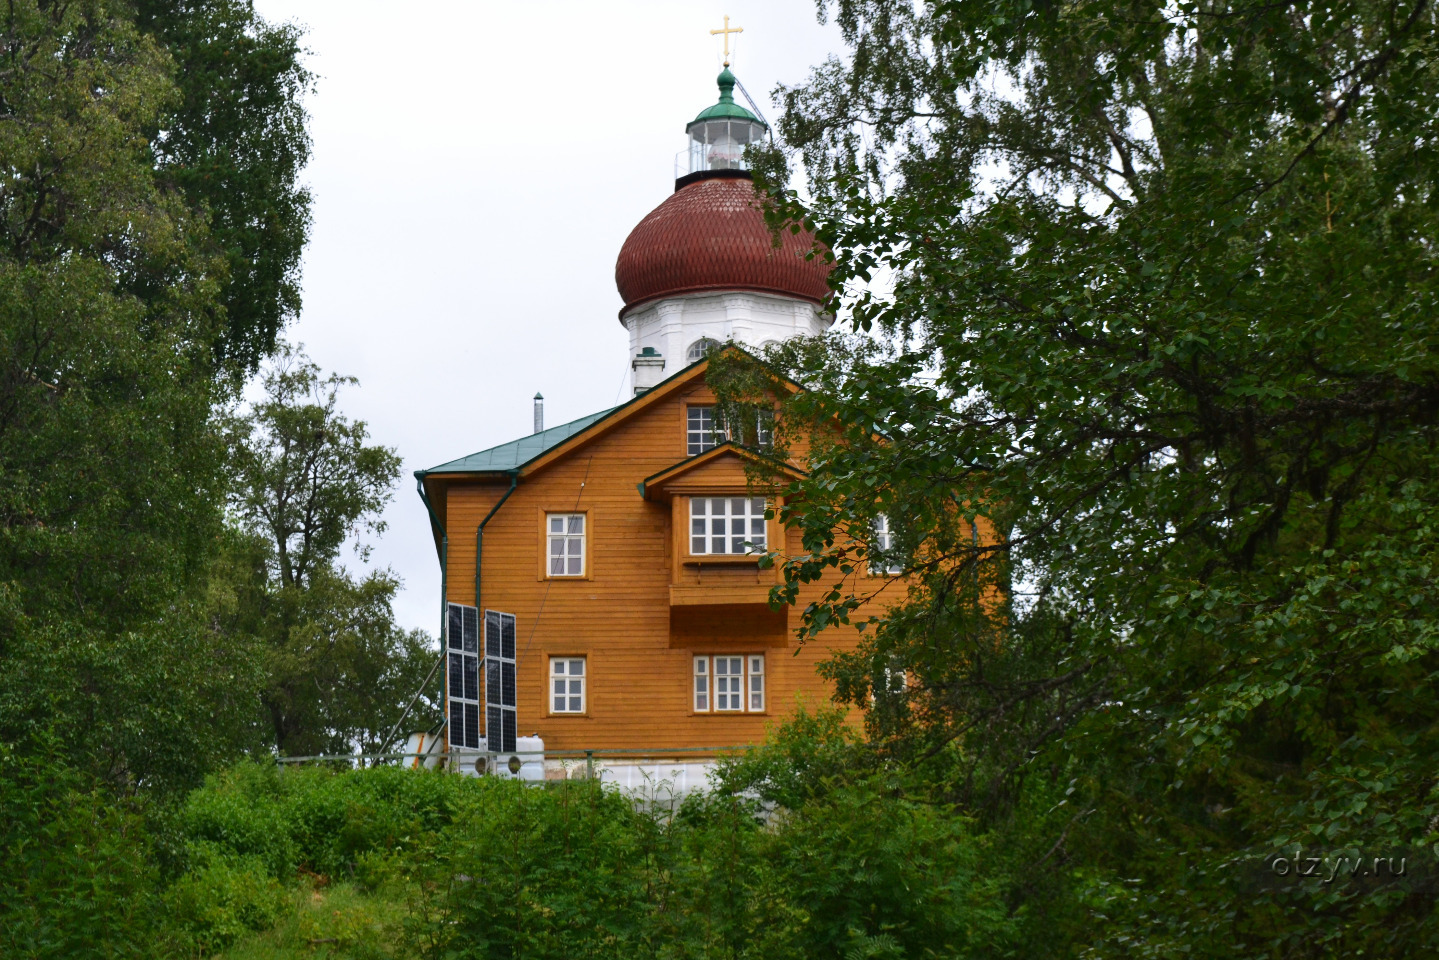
[690,497,766,555]
[748,655,765,711]
[693,654,765,713]
[687,337,721,363]
[754,411,774,452]
[547,513,585,576]
[693,657,709,711]
[687,406,722,455]
[550,657,585,713]
[871,514,903,575]
[715,656,744,710]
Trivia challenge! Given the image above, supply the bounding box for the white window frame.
[748,655,765,711]
[687,337,721,363]
[549,657,586,714]
[687,405,723,455]
[547,512,586,577]
[690,497,767,556]
[870,514,903,575]
[714,655,744,711]
[693,656,709,712]
[693,654,765,713]
[753,411,774,452]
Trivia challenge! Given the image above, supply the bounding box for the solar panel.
[445,602,483,748]
[448,653,463,699]
[447,605,463,650]
[462,606,479,653]
[485,611,502,658]
[484,610,519,754]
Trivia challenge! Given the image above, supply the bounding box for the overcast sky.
[247,1,845,635]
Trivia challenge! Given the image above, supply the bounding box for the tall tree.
[223,347,438,756]
[133,0,313,372]
[0,0,263,795]
[728,0,1439,953]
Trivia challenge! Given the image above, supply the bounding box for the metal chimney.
[533,392,544,434]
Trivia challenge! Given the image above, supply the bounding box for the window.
[753,411,774,452]
[871,514,903,575]
[748,655,765,711]
[693,656,709,711]
[687,405,722,455]
[550,657,585,713]
[693,654,765,713]
[687,337,721,363]
[715,656,743,710]
[547,513,585,576]
[690,497,766,555]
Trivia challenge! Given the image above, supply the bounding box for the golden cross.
[709,15,743,66]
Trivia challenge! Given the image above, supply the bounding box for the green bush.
[403,777,656,960]
[179,760,472,881]
[0,745,169,960]
[164,852,288,955]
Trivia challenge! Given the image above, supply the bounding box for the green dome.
[688,67,766,129]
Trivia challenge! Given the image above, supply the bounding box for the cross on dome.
[709,15,743,66]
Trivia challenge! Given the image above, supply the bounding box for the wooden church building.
[415,64,903,769]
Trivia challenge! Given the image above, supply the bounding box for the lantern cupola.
[684,67,768,174]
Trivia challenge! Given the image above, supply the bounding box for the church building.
[414,57,905,772]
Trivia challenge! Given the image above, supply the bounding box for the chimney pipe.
[632,347,665,394]
[533,392,544,433]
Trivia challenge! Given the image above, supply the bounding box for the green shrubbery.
[0,746,166,960]
[2,715,1023,958]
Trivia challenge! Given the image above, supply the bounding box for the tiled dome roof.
[615,173,831,317]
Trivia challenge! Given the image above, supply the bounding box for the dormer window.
[687,406,722,455]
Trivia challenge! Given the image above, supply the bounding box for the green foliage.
[166,757,1017,959]
[0,744,168,959]
[133,0,314,372]
[718,0,1439,953]
[165,853,288,955]
[0,0,265,795]
[220,346,437,755]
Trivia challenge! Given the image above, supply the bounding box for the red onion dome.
[615,173,832,318]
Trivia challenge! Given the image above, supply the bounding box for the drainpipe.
[476,471,520,612]
[410,473,449,755]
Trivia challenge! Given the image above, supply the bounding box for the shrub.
[0,745,169,960]
[164,853,288,955]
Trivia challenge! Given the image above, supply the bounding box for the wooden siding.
[439,377,920,752]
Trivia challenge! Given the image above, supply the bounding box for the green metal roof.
[689,67,765,127]
[418,407,616,476]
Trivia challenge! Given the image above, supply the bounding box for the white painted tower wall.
[624,292,831,392]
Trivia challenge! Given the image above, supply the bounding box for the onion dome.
[615,175,831,316]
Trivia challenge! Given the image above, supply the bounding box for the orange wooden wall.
[439,379,923,753]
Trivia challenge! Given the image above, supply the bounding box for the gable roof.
[416,345,797,482]
[419,406,615,476]
[638,442,807,500]
[415,347,804,555]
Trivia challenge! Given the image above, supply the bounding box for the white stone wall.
[623,292,831,387]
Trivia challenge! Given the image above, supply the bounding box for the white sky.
[249,1,845,635]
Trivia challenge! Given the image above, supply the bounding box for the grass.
[217,881,407,960]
